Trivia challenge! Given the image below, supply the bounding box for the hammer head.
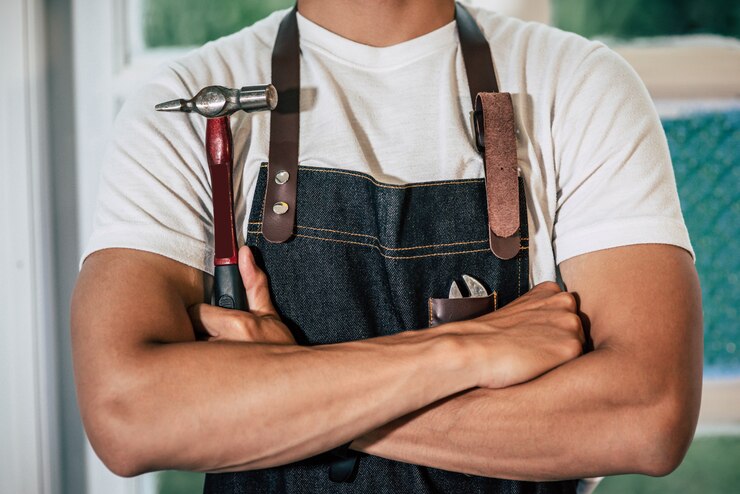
[155,84,278,118]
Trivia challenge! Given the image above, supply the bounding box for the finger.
[505,281,559,308]
[189,303,245,339]
[188,303,221,338]
[190,302,261,342]
[530,281,562,295]
[238,246,279,317]
[264,324,298,345]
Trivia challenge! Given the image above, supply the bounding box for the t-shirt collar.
[296,11,458,69]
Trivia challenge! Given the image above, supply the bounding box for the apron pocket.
[428,292,497,327]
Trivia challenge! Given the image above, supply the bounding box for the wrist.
[426,319,498,389]
[423,328,480,395]
[385,327,476,404]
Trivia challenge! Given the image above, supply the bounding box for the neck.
[297,0,456,47]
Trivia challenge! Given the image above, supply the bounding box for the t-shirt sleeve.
[550,44,694,264]
[80,66,215,273]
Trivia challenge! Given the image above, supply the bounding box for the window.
[552,0,739,38]
[143,0,294,48]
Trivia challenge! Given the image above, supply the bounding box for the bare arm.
[71,247,582,477]
[350,244,703,479]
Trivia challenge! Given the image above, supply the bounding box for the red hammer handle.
[207,117,239,266]
[206,117,247,310]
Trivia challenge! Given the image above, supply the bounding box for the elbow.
[96,441,147,479]
[78,375,153,477]
[84,409,149,477]
[634,392,700,477]
[639,433,690,478]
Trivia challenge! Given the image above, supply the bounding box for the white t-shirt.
[82,6,693,286]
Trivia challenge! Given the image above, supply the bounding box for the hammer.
[156,85,278,311]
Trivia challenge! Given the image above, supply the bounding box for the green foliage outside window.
[144,0,294,48]
[552,0,739,39]
[144,0,740,48]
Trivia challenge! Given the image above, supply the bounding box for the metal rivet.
[272,202,289,215]
[275,170,290,185]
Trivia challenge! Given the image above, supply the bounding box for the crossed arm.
[351,244,703,479]
[71,243,701,479]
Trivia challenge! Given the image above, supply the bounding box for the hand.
[189,246,296,345]
[449,282,585,389]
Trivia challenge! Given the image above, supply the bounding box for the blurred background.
[1,0,737,493]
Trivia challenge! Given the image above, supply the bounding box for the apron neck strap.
[264,7,300,243]
[455,2,500,105]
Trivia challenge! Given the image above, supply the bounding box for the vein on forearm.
[351,346,664,481]
[97,330,472,474]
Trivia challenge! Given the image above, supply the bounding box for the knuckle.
[564,339,583,358]
[254,269,269,285]
[554,292,577,311]
[228,312,252,333]
[538,281,562,293]
[556,311,582,333]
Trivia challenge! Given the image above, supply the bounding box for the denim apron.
[204,4,578,494]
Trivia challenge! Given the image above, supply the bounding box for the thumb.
[238,246,279,317]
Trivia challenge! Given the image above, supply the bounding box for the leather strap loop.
[457,3,520,260]
[476,92,521,260]
[264,7,301,243]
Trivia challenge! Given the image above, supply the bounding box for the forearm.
[352,345,698,480]
[85,327,471,476]
[73,249,588,478]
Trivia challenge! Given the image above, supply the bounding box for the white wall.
[73,0,158,491]
[0,0,60,492]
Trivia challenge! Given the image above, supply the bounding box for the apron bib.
[205,4,578,493]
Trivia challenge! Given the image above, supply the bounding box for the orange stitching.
[247,230,526,258]
[246,222,488,251]
[249,222,529,244]
[298,225,486,250]
[493,291,498,311]
[257,169,269,224]
[428,298,433,327]
[286,232,493,260]
[517,252,522,297]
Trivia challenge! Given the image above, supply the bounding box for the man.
[71,0,702,492]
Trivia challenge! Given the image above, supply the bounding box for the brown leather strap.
[458,4,520,260]
[264,7,300,243]
[456,3,498,107]
[476,92,520,260]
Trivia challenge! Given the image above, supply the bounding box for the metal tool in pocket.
[448,274,489,299]
[429,274,495,328]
